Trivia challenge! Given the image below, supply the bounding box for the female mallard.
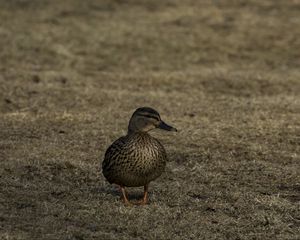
[102,107,177,205]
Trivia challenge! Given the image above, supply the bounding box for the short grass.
[0,0,299,239]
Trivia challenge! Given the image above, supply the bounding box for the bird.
[102,107,177,205]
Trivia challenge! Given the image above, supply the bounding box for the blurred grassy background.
[0,0,299,239]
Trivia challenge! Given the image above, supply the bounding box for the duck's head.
[128,107,177,134]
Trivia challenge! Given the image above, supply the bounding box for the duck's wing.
[102,136,127,174]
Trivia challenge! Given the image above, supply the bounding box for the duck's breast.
[102,133,167,187]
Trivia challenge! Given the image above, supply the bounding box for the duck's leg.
[119,185,131,205]
[143,184,149,204]
[137,184,149,205]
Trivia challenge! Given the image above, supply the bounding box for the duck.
[102,107,177,205]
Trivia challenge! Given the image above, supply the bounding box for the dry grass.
[0,0,299,239]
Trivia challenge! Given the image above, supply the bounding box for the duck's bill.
[158,121,177,132]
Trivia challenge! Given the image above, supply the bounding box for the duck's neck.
[127,129,150,136]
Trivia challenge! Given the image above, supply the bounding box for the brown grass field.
[0,0,299,239]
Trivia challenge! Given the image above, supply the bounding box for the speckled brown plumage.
[103,132,167,187]
[102,107,177,205]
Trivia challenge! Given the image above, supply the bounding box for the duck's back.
[102,132,167,187]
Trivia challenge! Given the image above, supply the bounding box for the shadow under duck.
[102,107,177,205]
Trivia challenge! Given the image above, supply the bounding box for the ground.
[0,0,299,239]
